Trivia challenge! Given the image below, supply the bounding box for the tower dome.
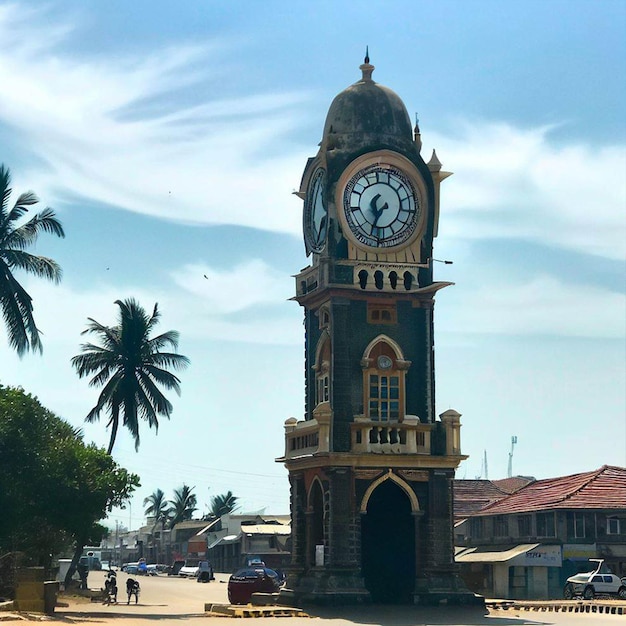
[322,54,413,152]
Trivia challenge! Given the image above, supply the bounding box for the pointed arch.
[360,469,420,514]
[307,477,326,567]
[307,475,326,510]
[361,335,411,421]
[362,334,404,361]
[313,332,331,406]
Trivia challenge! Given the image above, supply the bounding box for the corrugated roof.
[474,465,626,516]
[455,544,540,563]
[453,480,510,519]
[207,534,240,550]
[240,524,291,536]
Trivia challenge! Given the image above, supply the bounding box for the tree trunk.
[107,413,119,455]
[64,540,85,588]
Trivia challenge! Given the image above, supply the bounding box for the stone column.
[289,473,307,568]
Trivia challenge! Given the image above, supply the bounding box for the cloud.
[429,123,626,261]
[0,4,623,265]
[438,275,626,338]
[0,261,300,352]
[0,3,309,234]
[170,260,293,315]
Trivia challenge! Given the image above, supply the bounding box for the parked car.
[121,562,139,574]
[79,555,102,571]
[227,566,282,605]
[146,564,168,575]
[563,559,626,599]
[178,565,199,578]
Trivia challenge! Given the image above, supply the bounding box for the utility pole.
[507,436,518,478]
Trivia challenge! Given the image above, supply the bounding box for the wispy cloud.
[1,4,623,264]
[0,3,309,233]
[170,260,292,315]
[429,123,626,261]
[437,275,625,338]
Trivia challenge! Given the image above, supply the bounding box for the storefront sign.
[517,545,562,567]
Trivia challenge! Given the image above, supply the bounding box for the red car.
[227,567,281,605]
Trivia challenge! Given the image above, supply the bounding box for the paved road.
[50,570,625,625]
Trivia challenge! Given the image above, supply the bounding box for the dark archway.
[309,481,324,566]
[361,479,415,603]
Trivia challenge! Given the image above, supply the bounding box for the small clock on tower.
[303,167,328,253]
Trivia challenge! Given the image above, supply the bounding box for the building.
[454,465,626,599]
[206,514,291,573]
[277,54,478,605]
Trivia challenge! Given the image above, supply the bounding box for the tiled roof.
[492,476,535,494]
[474,465,626,516]
[453,479,510,519]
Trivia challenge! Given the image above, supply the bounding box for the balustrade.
[351,418,432,454]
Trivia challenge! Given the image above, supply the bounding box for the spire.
[414,113,422,153]
[359,46,375,82]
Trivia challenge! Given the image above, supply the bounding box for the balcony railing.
[281,409,462,461]
[351,416,432,454]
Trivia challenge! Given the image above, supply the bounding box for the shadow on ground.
[309,605,552,625]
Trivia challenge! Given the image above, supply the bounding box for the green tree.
[210,491,239,517]
[0,164,65,356]
[143,488,170,522]
[0,384,139,580]
[169,485,198,528]
[144,488,170,563]
[71,298,190,454]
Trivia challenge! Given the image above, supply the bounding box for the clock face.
[377,355,393,370]
[343,164,419,248]
[304,168,327,253]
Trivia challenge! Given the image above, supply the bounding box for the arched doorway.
[361,479,415,603]
[309,480,324,566]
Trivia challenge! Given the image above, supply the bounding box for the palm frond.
[0,166,63,356]
[1,250,62,283]
[72,298,189,453]
[0,260,41,355]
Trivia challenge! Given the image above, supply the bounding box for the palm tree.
[169,485,197,528]
[210,491,239,517]
[71,298,190,454]
[143,488,170,563]
[0,164,65,356]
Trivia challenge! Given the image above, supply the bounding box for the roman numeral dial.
[343,165,419,249]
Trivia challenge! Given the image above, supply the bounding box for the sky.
[0,0,624,530]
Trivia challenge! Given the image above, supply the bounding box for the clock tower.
[278,55,478,606]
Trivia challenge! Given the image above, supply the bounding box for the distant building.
[205,513,291,573]
[454,465,626,599]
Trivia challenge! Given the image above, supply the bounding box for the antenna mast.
[507,436,518,478]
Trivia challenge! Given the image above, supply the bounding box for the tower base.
[279,567,371,606]
[413,572,485,607]
[279,568,485,607]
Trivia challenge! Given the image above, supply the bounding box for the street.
[50,570,626,626]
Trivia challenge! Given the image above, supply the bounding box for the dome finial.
[359,46,375,82]
[414,113,422,152]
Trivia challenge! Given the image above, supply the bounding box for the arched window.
[361,337,410,422]
[374,270,384,290]
[318,305,330,330]
[313,334,331,406]
[358,270,368,289]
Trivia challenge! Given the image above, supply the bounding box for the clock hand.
[370,194,389,226]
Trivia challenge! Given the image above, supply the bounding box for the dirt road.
[14,570,624,625]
